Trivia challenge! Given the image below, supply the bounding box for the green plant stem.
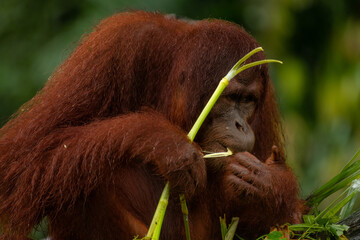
[178,77,231,240]
[225,218,240,240]
[219,216,227,240]
[289,224,324,232]
[187,77,229,141]
[145,182,170,239]
[180,194,191,240]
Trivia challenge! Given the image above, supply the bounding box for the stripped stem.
[145,182,170,239]
[180,194,191,240]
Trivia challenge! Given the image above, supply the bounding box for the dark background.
[1,0,359,198]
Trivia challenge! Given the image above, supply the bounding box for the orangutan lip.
[219,142,228,151]
[201,141,227,154]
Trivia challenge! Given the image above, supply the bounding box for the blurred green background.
[0,0,359,199]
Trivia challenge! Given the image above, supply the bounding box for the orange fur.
[0,11,303,240]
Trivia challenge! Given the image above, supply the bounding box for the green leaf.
[289,223,324,232]
[303,215,315,224]
[225,217,239,240]
[329,224,350,237]
[266,231,283,240]
[220,215,228,240]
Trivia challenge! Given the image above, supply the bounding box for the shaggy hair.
[0,11,302,240]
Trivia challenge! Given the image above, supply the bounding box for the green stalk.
[180,194,191,240]
[225,218,240,240]
[145,47,282,240]
[204,148,233,159]
[145,182,170,239]
[220,216,227,240]
[187,77,229,141]
[289,224,325,232]
[219,216,239,240]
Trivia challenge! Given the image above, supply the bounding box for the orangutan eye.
[228,94,242,103]
[242,95,257,104]
[228,94,256,104]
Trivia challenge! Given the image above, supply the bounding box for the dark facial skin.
[198,70,262,154]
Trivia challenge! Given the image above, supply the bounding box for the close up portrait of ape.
[0,11,305,240]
